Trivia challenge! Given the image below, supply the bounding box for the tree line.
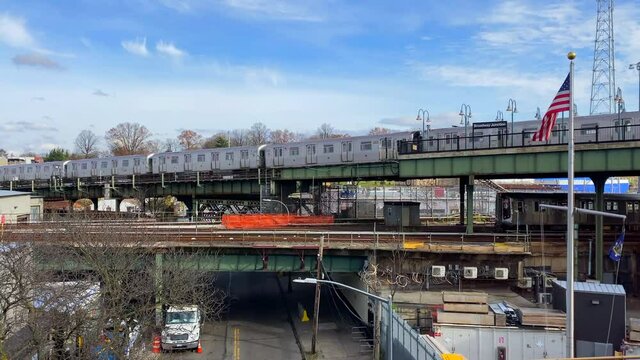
[1,124,393,161]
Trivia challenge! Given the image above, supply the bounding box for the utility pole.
[311,236,324,354]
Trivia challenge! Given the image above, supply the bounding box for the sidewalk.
[294,317,374,360]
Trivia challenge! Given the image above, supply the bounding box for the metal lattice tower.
[590,0,616,115]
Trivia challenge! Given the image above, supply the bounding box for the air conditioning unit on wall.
[518,277,533,289]
[463,267,477,279]
[432,266,446,278]
[494,268,509,280]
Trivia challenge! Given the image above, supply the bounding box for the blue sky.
[0,0,639,154]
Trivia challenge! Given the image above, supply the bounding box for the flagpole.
[566,50,576,358]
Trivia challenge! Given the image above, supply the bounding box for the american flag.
[532,73,571,142]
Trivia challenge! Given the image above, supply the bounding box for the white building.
[0,190,43,224]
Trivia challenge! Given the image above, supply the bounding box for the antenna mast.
[590,0,615,115]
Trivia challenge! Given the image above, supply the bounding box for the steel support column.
[155,252,164,326]
[466,175,474,234]
[592,176,607,281]
[459,177,467,226]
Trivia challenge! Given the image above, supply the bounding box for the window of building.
[323,144,334,153]
[290,147,299,156]
[225,152,234,161]
[122,160,129,167]
[360,141,372,151]
[171,156,179,164]
[197,154,205,162]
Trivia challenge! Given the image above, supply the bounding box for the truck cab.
[161,305,201,351]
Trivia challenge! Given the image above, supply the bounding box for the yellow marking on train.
[404,241,424,249]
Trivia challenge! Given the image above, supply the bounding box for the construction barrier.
[222,214,334,229]
[152,335,161,353]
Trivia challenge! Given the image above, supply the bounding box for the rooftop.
[553,280,626,295]
[0,190,31,198]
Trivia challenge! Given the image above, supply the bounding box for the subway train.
[496,191,640,230]
[0,111,638,182]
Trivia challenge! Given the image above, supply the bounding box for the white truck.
[161,305,202,351]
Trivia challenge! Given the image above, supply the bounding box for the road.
[163,272,302,360]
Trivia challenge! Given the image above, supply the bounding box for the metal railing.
[398,124,640,154]
[381,302,440,360]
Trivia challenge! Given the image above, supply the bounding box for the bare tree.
[105,122,152,155]
[369,127,391,136]
[74,130,100,158]
[315,123,335,139]
[247,122,269,145]
[163,138,180,152]
[229,129,247,147]
[270,129,299,144]
[0,218,226,359]
[177,130,203,150]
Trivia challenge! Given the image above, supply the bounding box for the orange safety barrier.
[152,335,161,353]
[222,214,334,229]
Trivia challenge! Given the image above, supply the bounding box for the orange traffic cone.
[152,336,161,353]
[197,340,203,353]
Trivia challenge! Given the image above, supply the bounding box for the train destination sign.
[472,121,508,130]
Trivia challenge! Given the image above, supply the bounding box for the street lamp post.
[506,99,517,146]
[459,104,472,148]
[495,110,504,121]
[416,109,431,152]
[535,107,542,121]
[294,278,393,360]
[263,198,290,217]
[630,62,640,111]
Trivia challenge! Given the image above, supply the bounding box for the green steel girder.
[39,252,365,273]
[21,179,260,201]
[274,162,399,181]
[399,143,640,179]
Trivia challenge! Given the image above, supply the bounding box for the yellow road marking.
[233,327,240,360]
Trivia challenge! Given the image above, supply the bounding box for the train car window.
[588,201,594,210]
[428,136,434,146]
[197,154,205,162]
[606,201,612,211]
[523,128,537,139]
[380,138,392,148]
[44,166,49,172]
[241,150,249,159]
[445,134,451,144]
[81,163,88,170]
[170,156,178,164]
[36,167,40,173]
[225,152,234,161]
[72,164,77,170]
[134,158,141,166]
[212,153,219,161]
[635,202,639,212]
[360,142,372,151]
[11,168,16,174]
[323,144,334,153]
[184,155,191,163]
[517,201,523,213]
[534,202,539,212]
[613,202,618,211]
[92,161,97,169]
[19,167,23,174]
[627,202,634,213]
[101,161,108,168]
[122,160,129,167]
[290,147,299,156]
[27,167,32,173]
[581,123,597,135]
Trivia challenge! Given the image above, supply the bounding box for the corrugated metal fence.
[381,302,441,360]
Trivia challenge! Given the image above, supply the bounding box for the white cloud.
[475,1,592,53]
[121,37,149,57]
[12,53,64,70]
[159,0,192,13]
[0,13,34,48]
[156,41,187,58]
[222,0,324,22]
